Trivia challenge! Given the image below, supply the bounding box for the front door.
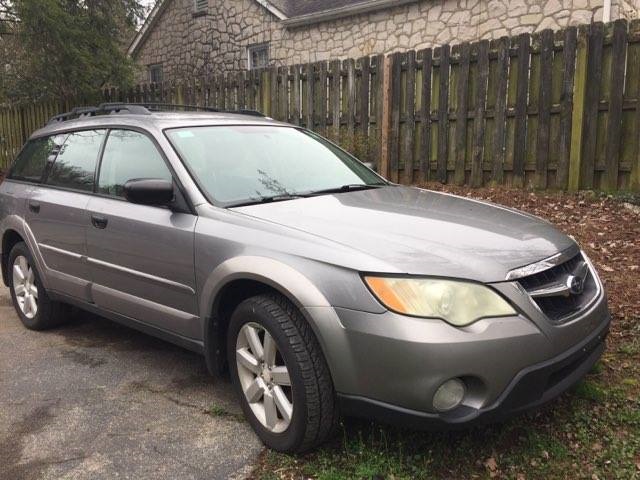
[85,129,199,339]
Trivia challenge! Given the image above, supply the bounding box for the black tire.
[7,241,70,330]
[227,293,338,453]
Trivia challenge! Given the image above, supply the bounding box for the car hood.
[233,186,576,282]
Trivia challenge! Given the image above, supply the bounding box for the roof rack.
[47,103,151,124]
[138,103,266,117]
[46,103,265,125]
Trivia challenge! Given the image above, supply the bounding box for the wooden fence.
[2,19,640,191]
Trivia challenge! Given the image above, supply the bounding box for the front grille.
[518,253,598,322]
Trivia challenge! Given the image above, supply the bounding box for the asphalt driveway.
[0,286,262,480]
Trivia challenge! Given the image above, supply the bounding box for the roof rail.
[138,103,265,117]
[47,103,151,125]
[47,103,266,125]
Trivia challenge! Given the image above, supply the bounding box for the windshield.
[165,126,385,206]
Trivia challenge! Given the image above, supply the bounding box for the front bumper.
[337,318,609,429]
[303,281,610,425]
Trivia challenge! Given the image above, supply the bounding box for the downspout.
[603,0,612,22]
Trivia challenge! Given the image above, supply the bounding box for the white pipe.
[603,0,612,23]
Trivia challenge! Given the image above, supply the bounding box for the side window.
[46,130,106,191]
[8,134,66,183]
[98,130,172,198]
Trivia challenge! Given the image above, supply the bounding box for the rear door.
[26,129,106,301]
[85,129,199,339]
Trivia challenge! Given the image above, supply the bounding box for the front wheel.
[227,293,338,452]
[8,241,70,330]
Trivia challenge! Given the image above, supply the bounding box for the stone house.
[129,0,640,83]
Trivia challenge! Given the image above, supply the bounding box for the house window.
[193,0,207,15]
[149,64,163,84]
[248,44,269,70]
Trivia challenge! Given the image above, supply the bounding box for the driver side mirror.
[123,178,174,206]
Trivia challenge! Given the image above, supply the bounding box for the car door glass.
[98,130,172,198]
[8,134,67,183]
[46,130,106,191]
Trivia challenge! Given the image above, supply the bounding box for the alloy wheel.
[235,322,293,433]
[12,255,38,319]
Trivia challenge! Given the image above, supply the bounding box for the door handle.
[28,201,40,213]
[91,214,108,229]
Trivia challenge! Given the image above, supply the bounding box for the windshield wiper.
[302,183,387,197]
[226,183,388,207]
[226,194,305,208]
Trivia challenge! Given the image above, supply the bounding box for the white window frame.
[247,43,269,70]
[148,64,163,84]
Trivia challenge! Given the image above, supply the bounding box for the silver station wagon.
[0,104,610,452]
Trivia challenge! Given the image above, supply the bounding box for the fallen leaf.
[484,457,497,472]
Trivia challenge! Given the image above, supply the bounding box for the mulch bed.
[415,184,640,352]
[251,184,640,480]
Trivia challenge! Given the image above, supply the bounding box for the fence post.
[557,27,577,189]
[602,19,627,190]
[568,25,589,191]
[513,33,531,187]
[403,50,416,185]
[379,54,392,179]
[389,52,402,183]
[436,45,450,183]
[454,43,470,186]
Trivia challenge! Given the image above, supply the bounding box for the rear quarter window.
[8,135,66,183]
[46,130,106,192]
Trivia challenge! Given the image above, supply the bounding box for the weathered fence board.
[1,19,640,192]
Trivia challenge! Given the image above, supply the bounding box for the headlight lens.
[364,276,516,326]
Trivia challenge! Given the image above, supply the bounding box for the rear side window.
[46,130,106,192]
[9,135,66,183]
[97,130,172,198]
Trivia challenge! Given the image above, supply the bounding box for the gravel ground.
[0,287,261,480]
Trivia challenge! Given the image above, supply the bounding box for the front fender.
[200,255,332,320]
[0,215,49,289]
[200,255,348,380]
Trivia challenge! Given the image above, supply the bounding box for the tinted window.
[9,134,67,183]
[47,130,106,191]
[98,130,171,198]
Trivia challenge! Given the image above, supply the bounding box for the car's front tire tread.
[229,293,338,452]
[8,241,70,330]
[259,294,339,450]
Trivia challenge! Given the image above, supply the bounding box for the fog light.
[433,378,466,412]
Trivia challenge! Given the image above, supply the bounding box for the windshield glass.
[165,126,385,206]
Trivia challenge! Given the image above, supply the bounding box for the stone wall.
[133,0,636,83]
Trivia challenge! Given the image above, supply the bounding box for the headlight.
[364,276,516,326]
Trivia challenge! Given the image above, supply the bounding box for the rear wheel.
[8,242,70,330]
[227,293,338,452]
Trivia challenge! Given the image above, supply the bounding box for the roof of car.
[31,105,287,139]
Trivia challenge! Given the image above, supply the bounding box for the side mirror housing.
[123,178,174,206]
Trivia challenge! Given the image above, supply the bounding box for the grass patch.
[253,377,640,479]
[205,402,245,422]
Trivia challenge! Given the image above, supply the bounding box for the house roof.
[270,1,369,17]
[279,0,418,28]
[128,0,418,56]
